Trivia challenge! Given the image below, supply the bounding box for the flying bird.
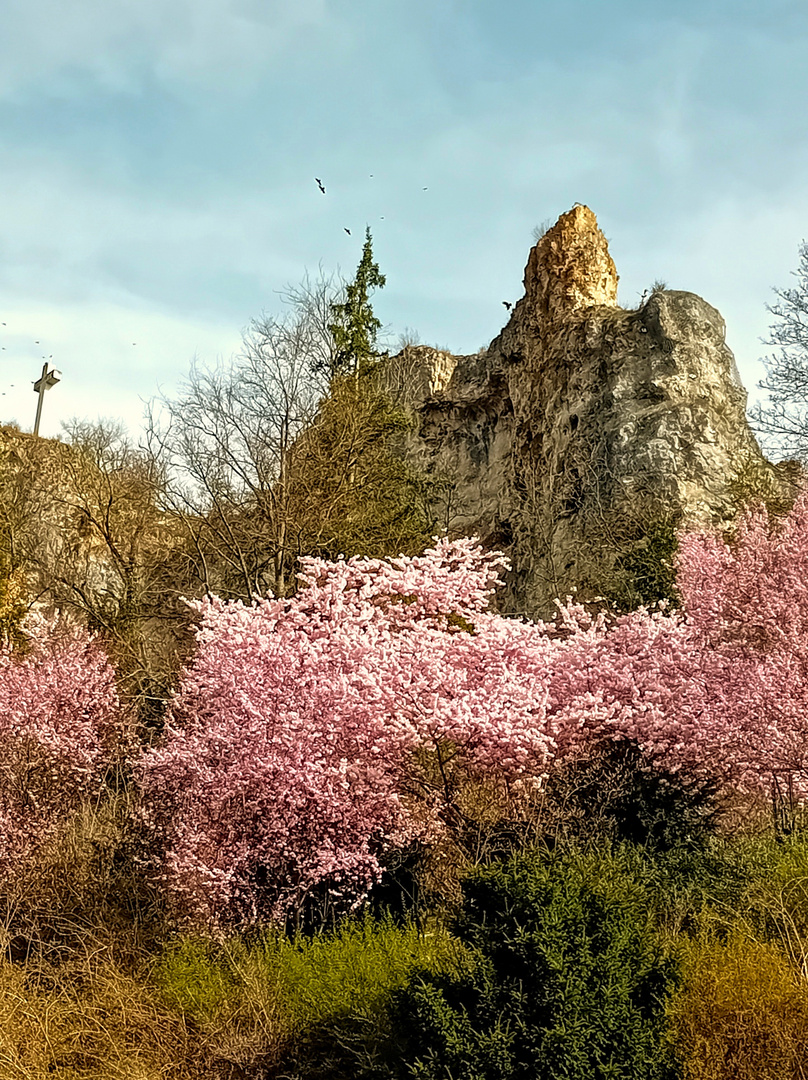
[315,178,326,194]
[344,227,351,235]
[502,301,512,311]
[422,187,428,190]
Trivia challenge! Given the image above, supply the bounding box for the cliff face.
[388,205,799,620]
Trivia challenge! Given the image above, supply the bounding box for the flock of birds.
[0,320,45,398]
[313,176,515,312]
[0,176,519,413]
[313,174,428,236]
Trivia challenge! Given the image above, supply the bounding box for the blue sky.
[1,0,806,451]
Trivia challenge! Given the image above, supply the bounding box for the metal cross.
[33,362,61,436]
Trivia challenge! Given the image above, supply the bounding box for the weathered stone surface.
[387,205,801,620]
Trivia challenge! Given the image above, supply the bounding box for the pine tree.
[328,226,387,381]
[284,229,435,562]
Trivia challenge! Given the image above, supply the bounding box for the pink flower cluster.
[0,620,121,882]
[135,539,562,929]
[134,491,808,928]
[7,486,808,932]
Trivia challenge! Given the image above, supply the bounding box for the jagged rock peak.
[388,205,805,620]
[523,204,619,335]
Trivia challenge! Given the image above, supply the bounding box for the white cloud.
[0,0,338,100]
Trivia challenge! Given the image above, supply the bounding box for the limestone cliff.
[387,205,802,620]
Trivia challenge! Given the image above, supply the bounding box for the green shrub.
[612,514,682,612]
[273,914,467,1079]
[543,738,721,853]
[649,832,808,949]
[152,913,465,1080]
[386,847,681,1079]
[151,936,240,1024]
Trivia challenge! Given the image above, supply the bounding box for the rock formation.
[387,205,801,620]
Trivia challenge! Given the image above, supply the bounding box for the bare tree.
[46,421,191,710]
[145,269,340,601]
[0,420,192,724]
[748,240,808,463]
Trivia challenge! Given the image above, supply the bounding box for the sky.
[1,0,806,452]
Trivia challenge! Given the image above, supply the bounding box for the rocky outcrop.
[388,206,801,620]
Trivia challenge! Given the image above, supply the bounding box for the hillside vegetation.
[3,238,808,1078]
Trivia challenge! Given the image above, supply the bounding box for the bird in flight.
[502,301,512,311]
[315,178,326,194]
[344,227,351,235]
[422,187,428,190]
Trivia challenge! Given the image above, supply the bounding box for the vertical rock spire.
[524,204,619,338]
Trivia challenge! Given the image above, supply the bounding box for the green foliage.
[273,914,466,1079]
[646,832,808,952]
[152,914,465,1080]
[151,936,240,1024]
[329,227,387,379]
[543,738,721,854]
[608,513,682,613]
[388,848,681,1079]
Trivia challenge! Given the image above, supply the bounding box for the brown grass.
[668,935,808,1080]
[0,954,210,1080]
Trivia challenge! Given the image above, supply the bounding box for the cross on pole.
[33,362,61,437]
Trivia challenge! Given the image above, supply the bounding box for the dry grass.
[0,955,206,1080]
[669,935,808,1080]
[0,791,165,969]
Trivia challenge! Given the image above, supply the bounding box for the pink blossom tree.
[0,620,122,885]
[135,539,568,931]
[136,482,808,930]
[549,485,808,814]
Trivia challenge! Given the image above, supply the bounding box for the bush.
[151,913,465,1080]
[543,738,721,853]
[1,790,166,966]
[386,848,680,1079]
[668,935,808,1080]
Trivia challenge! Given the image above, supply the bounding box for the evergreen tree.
[284,228,435,561]
[328,227,387,380]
